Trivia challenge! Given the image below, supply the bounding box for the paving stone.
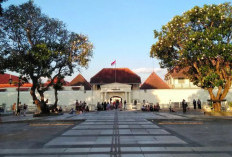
[200,153,231,157]
[59,154,88,157]
[144,154,173,157]
[192,146,232,152]
[121,147,142,152]
[89,147,111,152]
[164,147,194,151]
[155,136,187,144]
[141,147,166,151]
[87,155,110,157]
[0,148,66,154]
[4,155,60,157]
[121,154,145,157]
[64,148,91,152]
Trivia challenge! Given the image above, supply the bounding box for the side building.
[165,67,199,89]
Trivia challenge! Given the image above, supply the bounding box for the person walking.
[124,100,127,110]
[23,103,27,116]
[12,103,16,115]
[182,99,188,113]
[193,99,196,109]
[103,102,107,111]
[197,99,201,109]
[16,102,22,116]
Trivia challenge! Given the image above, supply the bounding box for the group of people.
[182,99,202,113]
[141,103,160,112]
[193,99,202,109]
[69,100,89,114]
[51,106,63,113]
[97,100,127,111]
[12,102,28,116]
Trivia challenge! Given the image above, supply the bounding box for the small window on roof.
[178,78,185,83]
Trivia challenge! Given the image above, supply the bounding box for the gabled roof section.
[140,72,170,89]
[69,74,91,90]
[165,67,189,79]
[90,68,141,84]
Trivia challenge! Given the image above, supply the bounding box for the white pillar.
[125,92,127,102]
[128,92,131,104]
[101,92,103,102]
[104,92,107,102]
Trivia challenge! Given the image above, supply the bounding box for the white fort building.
[0,68,231,111]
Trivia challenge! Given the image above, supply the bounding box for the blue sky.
[3,0,228,83]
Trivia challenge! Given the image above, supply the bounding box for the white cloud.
[132,68,167,74]
[132,68,168,81]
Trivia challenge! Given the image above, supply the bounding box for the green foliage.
[151,3,232,90]
[0,1,93,111]
[0,1,93,84]
[228,102,232,107]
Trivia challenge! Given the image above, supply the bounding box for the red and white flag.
[111,60,116,66]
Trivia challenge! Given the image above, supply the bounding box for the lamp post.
[9,75,28,114]
[16,76,21,110]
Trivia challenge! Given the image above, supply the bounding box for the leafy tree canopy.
[150,3,232,110]
[0,1,93,113]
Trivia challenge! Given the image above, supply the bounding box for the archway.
[110,96,122,104]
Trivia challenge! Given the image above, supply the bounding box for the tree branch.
[208,88,216,100]
[26,28,33,47]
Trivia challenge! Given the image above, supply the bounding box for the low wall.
[0,87,231,112]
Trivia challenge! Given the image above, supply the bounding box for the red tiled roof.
[0,74,32,88]
[0,73,18,84]
[165,67,189,79]
[44,77,69,86]
[69,74,91,90]
[90,68,141,84]
[140,72,170,89]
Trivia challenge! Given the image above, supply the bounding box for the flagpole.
[115,60,116,82]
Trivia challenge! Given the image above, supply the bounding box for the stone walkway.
[1,110,232,156]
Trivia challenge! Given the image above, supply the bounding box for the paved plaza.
[1,110,232,156]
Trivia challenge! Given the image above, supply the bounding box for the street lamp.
[16,76,22,111]
[9,75,28,113]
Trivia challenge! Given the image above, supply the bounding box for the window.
[178,78,185,84]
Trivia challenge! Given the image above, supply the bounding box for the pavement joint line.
[70,128,161,130]
[158,122,203,125]
[45,144,193,148]
[60,134,171,137]
[1,147,232,154]
[29,123,75,126]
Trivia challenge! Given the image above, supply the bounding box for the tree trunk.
[208,88,222,111]
[30,86,41,114]
[37,90,49,114]
[208,84,231,112]
[49,89,58,111]
[213,102,221,112]
[54,88,58,108]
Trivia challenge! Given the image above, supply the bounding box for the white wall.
[1,87,232,111]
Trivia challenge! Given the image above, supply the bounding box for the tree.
[0,0,7,16]
[0,1,93,114]
[150,3,232,111]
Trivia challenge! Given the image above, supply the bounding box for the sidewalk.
[1,110,232,123]
[1,110,232,156]
[0,114,43,123]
